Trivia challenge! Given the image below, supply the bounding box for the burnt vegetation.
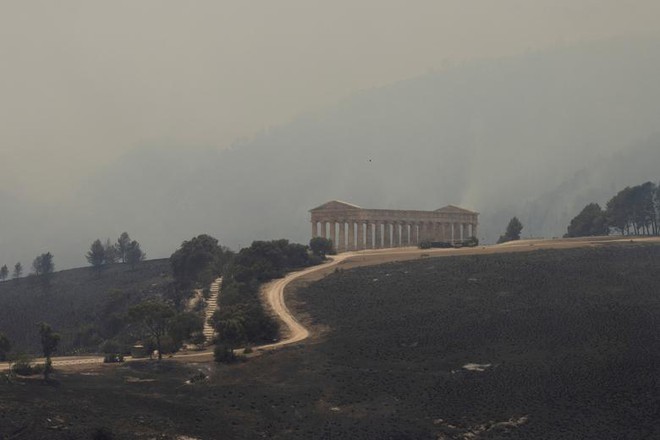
[0,259,173,355]
[2,244,658,439]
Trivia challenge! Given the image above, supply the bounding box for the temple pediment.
[435,205,478,214]
[310,200,362,212]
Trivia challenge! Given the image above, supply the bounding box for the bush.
[214,344,238,364]
[32,363,45,375]
[419,241,432,249]
[10,354,35,375]
[188,371,208,384]
[103,353,124,363]
[189,332,207,348]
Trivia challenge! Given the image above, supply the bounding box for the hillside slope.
[1,244,658,439]
[0,259,172,355]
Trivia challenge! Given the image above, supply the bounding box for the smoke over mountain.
[2,38,660,269]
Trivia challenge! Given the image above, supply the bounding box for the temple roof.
[435,204,478,214]
[309,200,362,212]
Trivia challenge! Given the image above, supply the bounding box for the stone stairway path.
[202,277,222,343]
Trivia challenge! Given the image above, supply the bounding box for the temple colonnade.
[310,200,479,253]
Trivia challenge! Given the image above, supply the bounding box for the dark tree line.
[86,232,146,271]
[566,181,660,237]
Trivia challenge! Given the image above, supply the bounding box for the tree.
[168,312,204,349]
[32,252,54,277]
[633,182,657,235]
[213,316,247,348]
[170,234,232,288]
[128,301,175,361]
[606,187,634,235]
[497,217,523,243]
[309,237,334,257]
[125,240,146,270]
[0,265,8,282]
[13,262,22,280]
[564,203,609,238]
[0,332,10,361]
[116,232,131,263]
[104,239,119,264]
[86,239,106,270]
[38,322,60,381]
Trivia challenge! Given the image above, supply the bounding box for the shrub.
[214,344,238,364]
[188,371,208,383]
[32,363,45,375]
[10,354,35,375]
[419,241,432,249]
[103,353,124,363]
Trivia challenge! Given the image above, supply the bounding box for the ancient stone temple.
[310,200,479,252]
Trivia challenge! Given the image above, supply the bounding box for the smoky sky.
[1,0,659,201]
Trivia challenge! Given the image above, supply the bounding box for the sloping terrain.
[1,244,658,439]
[0,259,172,354]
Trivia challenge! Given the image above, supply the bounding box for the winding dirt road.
[3,236,658,371]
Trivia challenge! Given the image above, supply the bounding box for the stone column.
[356,222,364,250]
[329,221,336,248]
[348,221,355,251]
[472,223,478,239]
[382,222,390,248]
[411,223,418,245]
[321,221,327,239]
[338,221,346,252]
[392,223,398,247]
[366,222,373,249]
[311,221,317,239]
[403,223,410,246]
[374,222,382,248]
[392,223,399,247]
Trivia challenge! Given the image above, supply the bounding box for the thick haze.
[2,1,660,269]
